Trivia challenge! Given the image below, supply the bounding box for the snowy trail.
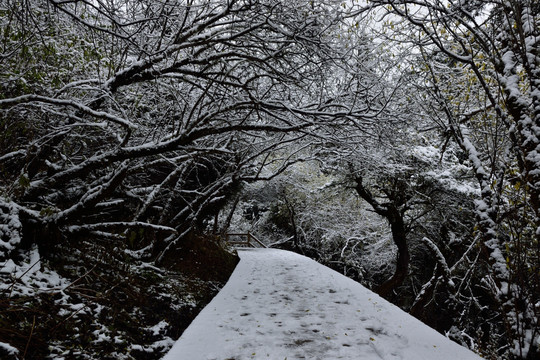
[163,248,481,360]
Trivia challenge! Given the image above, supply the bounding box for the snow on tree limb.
[67,222,176,234]
[420,237,453,287]
[0,95,138,130]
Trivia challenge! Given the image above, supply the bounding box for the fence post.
[247,232,252,247]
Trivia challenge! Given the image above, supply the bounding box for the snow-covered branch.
[67,222,176,234]
[0,94,138,130]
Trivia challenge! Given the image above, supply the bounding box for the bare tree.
[0,0,368,260]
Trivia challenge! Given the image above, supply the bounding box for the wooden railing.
[225,232,267,248]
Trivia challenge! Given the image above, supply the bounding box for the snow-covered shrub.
[0,199,22,259]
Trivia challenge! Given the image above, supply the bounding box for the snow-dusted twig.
[133,163,190,221]
[53,162,130,223]
[68,222,177,234]
[420,237,454,287]
[0,149,26,162]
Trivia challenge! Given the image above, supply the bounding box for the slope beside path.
[163,248,481,360]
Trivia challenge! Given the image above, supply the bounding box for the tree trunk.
[354,177,410,300]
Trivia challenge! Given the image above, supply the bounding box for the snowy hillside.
[163,249,481,360]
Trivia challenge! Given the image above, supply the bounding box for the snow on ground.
[163,248,481,360]
[0,245,70,297]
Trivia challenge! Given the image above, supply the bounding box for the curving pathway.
[163,248,482,360]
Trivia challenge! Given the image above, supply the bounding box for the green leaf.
[18,173,30,188]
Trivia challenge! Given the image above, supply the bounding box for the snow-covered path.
[163,248,481,360]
